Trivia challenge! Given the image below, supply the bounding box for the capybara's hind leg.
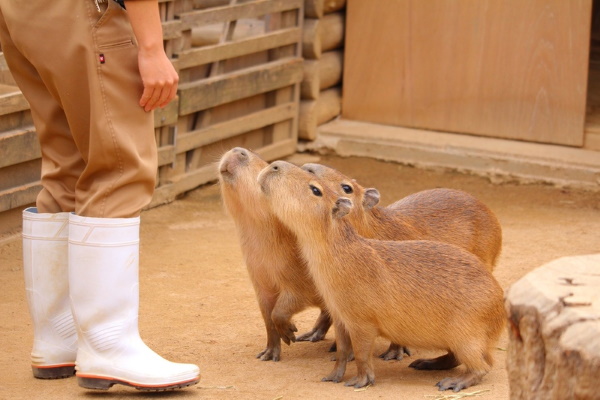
[380,342,411,361]
[409,352,459,370]
[297,309,332,342]
[437,347,492,392]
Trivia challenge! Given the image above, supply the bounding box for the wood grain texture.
[343,0,592,146]
[505,254,600,399]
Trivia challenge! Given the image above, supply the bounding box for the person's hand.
[137,47,178,112]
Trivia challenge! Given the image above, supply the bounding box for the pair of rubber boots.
[22,207,199,391]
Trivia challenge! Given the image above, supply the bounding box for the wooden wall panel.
[343,0,592,146]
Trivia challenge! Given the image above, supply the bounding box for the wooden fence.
[0,0,304,236]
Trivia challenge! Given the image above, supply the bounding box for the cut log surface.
[505,254,600,400]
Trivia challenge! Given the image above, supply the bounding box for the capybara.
[302,163,502,271]
[258,160,505,392]
[218,147,331,361]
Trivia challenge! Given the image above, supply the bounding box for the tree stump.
[505,254,600,400]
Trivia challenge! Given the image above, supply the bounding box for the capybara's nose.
[270,160,285,172]
[232,147,248,158]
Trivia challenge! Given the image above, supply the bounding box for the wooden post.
[505,254,600,399]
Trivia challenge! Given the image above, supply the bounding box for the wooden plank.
[176,102,296,152]
[0,181,40,213]
[343,0,591,147]
[154,98,179,127]
[178,57,303,115]
[179,27,300,69]
[148,137,297,208]
[0,127,39,168]
[162,19,182,40]
[255,137,297,161]
[0,86,29,115]
[179,0,303,30]
[157,145,176,167]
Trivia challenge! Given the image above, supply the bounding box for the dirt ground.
[1,152,599,400]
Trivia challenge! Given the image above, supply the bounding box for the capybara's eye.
[341,184,353,194]
[310,185,322,197]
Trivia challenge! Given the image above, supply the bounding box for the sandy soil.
[1,152,599,400]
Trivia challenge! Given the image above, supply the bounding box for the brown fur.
[259,161,505,392]
[218,148,331,361]
[302,163,502,270]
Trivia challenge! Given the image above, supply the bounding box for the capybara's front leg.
[344,330,376,388]
[322,321,351,383]
[254,290,282,361]
[379,342,411,361]
[297,309,332,342]
[271,290,303,345]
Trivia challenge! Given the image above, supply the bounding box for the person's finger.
[144,86,164,112]
[159,83,178,109]
[139,86,153,108]
[154,85,173,110]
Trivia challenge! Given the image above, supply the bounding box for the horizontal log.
[321,11,345,52]
[302,18,321,59]
[301,50,343,99]
[0,126,39,168]
[302,11,344,59]
[177,102,296,152]
[180,26,300,69]
[305,0,346,18]
[178,57,303,115]
[304,0,324,18]
[179,0,303,30]
[298,86,341,140]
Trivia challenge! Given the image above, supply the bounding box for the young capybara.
[302,163,502,271]
[218,147,331,361]
[302,163,502,360]
[258,160,505,392]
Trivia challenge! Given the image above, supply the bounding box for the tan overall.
[0,0,157,218]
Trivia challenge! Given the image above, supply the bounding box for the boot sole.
[33,364,76,379]
[77,375,200,391]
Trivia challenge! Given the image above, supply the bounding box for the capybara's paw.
[322,369,344,383]
[256,346,281,362]
[379,343,411,361]
[275,323,298,346]
[296,327,327,342]
[436,377,470,392]
[344,374,374,388]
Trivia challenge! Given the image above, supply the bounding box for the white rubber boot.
[68,214,200,391]
[22,207,77,379]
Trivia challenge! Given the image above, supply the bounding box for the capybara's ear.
[363,188,380,209]
[332,197,352,218]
